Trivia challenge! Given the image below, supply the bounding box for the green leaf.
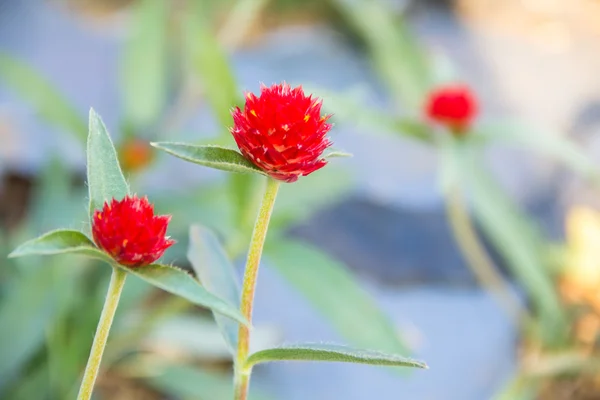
[8,230,247,325]
[324,149,353,158]
[304,85,432,143]
[0,266,68,391]
[121,0,167,128]
[87,109,130,220]
[8,230,108,261]
[245,343,426,369]
[329,0,431,109]
[0,53,87,142]
[265,239,411,355]
[183,2,241,138]
[151,142,265,175]
[474,120,600,181]
[120,263,247,326]
[188,225,241,352]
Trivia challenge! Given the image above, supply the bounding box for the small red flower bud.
[424,84,478,134]
[230,82,333,183]
[118,137,155,173]
[92,195,175,267]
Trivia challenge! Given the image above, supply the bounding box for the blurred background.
[2,0,600,399]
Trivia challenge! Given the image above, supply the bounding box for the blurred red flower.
[92,195,175,267]
[118,137,155,173]
[231,82,332,183]
[425,84,478,134]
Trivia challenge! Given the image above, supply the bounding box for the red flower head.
[230,82,333,183]
[424,84,478,134]
[92,195,175,267]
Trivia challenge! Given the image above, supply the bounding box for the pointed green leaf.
[246,344,426,369]
[8,230,109,262]
[151,142,265,175]
[0,53,87,142]
[122,263,247,326]
[188,225,241,353]
[8,230,247,325]
[324,149,353,158]
[87,109,130,220]
[265,239,410,355]
[121,0,167,128]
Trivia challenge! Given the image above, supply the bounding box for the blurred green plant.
[0,0,418,398]
[316,0,600,398]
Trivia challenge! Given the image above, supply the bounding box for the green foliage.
[439,137,567,346]
[120,0,168,130]
[0,53,87,142]
[474,120,600,181]
[145,363,273,400]
[151,142,265,175]
[182,1,241,139]
[246,343,427,369]
[306,86,432,143]
[87,109,130,219]
[328,0,431,109]
[265,239,411,355]
[0,264,77,391]
[188,225,241,353]
[8,230,99,259]
[121,263,247,325]
[10,228,247,325]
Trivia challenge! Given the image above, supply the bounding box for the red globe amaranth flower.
[230,82,332,183]
[424,84,478,134]
[92,195,175,267]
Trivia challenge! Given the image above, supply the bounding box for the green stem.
[77,266,127,400]
[234,178,280,400]
[444,187,533,326]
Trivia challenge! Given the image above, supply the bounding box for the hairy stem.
[77,266,127,400]
[234,178,280,400]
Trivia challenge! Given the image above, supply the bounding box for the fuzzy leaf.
[151,142,265,175]
[121,0,167,128]
[265,239,411,355]
[87,109,130,220]
[245,344,427,369]
[9,231,247,325]
[188,225,241,352]
[122,263,247,326]
[0,53,87,142]
[8,230,109,262]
